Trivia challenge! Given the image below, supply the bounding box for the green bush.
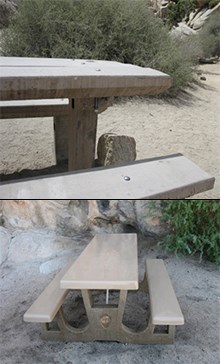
[158,201,220,264]
[208,0,220,8]
[1,0,196,94]
[167,0,197,26]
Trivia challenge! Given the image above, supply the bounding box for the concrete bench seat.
[146,259,184,326]
[0,153,214,198]
[23,262,72,323]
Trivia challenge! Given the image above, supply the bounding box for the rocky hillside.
[150,0,220,30]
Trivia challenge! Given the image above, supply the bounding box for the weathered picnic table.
[0,56,215,198]
[0,56,171,170]
[24,233,184,344]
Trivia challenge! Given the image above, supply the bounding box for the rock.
[87,200,165,236]
[192,10,212,30]
[97,133,136,166]
[0,226,11,264]
[134,201,165,236]
[2,200,167,264]
[40,258,66,275]
[0,0,18,28]
[171,22,196,39]
[188,8,208,28]
[199,56,219,64]
[1,200,89,235]
[88,200,129,233]
[188,4,220,30]
[1,200,165,261]
[8,230,81,263]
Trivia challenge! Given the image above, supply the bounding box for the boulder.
[0,226,11,264]
[7,230,83,263]
[1,200,165,266]
[87,200,165,236]
[188,4,220,30]
[1,200,89,235]
[97,133,136,166]
[134,200,165,236]
[1,200,165,238]
[0,0,18,28]
[171,22,196,39]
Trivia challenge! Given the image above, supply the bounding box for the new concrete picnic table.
[23,233,184,344]
[0,56,171,171]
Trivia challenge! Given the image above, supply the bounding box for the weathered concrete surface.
[0,235,219,364]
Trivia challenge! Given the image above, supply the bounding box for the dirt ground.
[0,234,219,364]
[0,63,219,198]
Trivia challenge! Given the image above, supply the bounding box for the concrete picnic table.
[0,56,172,171]
[23,233,184,344]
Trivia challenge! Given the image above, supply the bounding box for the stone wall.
[0,200,164,265]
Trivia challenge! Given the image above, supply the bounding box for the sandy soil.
[0,234,219,364]
[0,63,219,198]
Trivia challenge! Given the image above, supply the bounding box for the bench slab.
[146,259,184,325]
[0,153,214,198]
[23,262,72,323]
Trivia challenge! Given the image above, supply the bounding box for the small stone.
[97,133,136,166]
[200,76,206,81]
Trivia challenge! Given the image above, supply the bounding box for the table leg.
[54,115,68,163]
[68,98,98,171]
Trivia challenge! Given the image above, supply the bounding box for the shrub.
[1,0,196,94]
[158,201,220,264]
[208,0,220,8]
[167,0,197,26]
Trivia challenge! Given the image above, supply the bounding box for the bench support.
[40,278,176,344]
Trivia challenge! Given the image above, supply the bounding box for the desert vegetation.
[159,200,220,264]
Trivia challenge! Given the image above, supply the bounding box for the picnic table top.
[0,56,172,100]
[60,233,138,290]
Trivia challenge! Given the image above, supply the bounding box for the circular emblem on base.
[100,314,111,329]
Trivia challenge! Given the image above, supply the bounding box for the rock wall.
[0,200,164,265]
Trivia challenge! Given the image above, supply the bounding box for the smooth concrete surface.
[61,233,138,290]
[0,154,215,198]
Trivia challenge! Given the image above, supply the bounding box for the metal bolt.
[123,176,131,181]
